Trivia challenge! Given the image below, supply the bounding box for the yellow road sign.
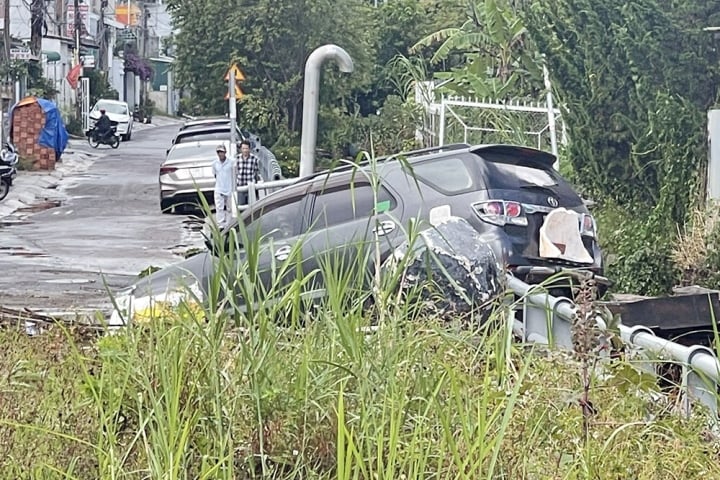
[225,85,244,100]
[224,63,246,81]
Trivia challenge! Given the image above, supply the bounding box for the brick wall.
[12,102,56,171]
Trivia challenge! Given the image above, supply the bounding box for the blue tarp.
[8,97,69,159]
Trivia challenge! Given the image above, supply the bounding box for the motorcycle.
[0,142,18,202]
[87,121,120,149]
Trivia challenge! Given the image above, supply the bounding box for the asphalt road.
[0,124,205,315]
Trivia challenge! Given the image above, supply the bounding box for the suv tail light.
[580,213,597,237]
[473,200,528,227]
[159,166,177,175]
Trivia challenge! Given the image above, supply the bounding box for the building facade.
[0,0,175,116]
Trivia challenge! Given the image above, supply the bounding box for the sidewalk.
[0,116,182,222]
[0,140,99,221]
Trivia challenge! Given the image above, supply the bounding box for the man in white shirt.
[212,144,233,228]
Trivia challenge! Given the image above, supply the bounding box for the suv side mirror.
[204,231,238,256]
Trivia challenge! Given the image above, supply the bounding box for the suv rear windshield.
[409,151,580,201]
[176,131,232,143]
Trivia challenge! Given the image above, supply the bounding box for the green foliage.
[408,0,552,153]
[272,145,300,178]
[167,0,375,133]
[26,62,57,100]
[414,0,544,98]
[84,69,119,106]
[167,0,462,156]
[0,59,30,80]
[65,116,84,137]
[594,202,676,295]
[349,95,423,157]
[1,276,719,476]
[521,0,720,294]
[524,0,719,215]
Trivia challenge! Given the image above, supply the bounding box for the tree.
[413,0,543,98]
[166,0,376,143]
[524,0,720,212]
[522,0,720,294]
[356,0,466,114]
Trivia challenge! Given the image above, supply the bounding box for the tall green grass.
[1,162,720,478]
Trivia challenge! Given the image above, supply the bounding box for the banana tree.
[412,0,542,98]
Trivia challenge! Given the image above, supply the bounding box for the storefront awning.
[42,50,61,62]
[103,17,126,29]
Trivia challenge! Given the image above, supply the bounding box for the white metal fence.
[507,275,720,419]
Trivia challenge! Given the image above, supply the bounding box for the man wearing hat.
[212,143,233,228]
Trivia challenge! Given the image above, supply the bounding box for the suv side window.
[309,184,397,230]
[243,196,305,241]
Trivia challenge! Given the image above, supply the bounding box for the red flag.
[66,63,82,89]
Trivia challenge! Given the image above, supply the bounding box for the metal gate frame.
[419,68,565,169]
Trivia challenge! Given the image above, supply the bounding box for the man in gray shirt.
[212,144,233,228]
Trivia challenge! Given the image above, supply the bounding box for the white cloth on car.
[539,208,593,264]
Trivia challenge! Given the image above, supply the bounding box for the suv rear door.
[470,146,594,264]
[226,185,310,304]
[298,177,404,300]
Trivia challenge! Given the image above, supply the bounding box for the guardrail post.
[247,181,257,205]
[685,346,719,418]
[551,298,574,350]
[523,290,550,345]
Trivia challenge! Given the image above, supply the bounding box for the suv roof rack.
[377,143,470,162]
[289,143,472,186]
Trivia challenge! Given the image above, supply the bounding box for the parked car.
[89,99,134,141]
[173,126,240,145]
[175,120,260,147]
[180,117,233,131]
[114,143,606,324]
[166,123,246,156]
[159,140,236,213]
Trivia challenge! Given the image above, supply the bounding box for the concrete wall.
[148,90,166,114]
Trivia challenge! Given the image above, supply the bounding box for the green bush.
[595,202,676,295]
[65,116,84,137]
[271,145,300,178]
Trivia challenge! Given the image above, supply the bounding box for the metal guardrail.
[228,164,720,419]
[235,177,298,212]
[507,274,720,418]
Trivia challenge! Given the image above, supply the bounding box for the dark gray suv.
[110,143,604,324]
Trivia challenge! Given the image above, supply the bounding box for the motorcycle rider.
[95,109,112,142]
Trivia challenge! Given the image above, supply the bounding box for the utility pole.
[74,0,81,66]
[140,3,148,110]
[98,0,106,70]
[3,0,10,63]
[74,0,82,123]
[30,0,43,57]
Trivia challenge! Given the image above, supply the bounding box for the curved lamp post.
[299,44,354,178]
